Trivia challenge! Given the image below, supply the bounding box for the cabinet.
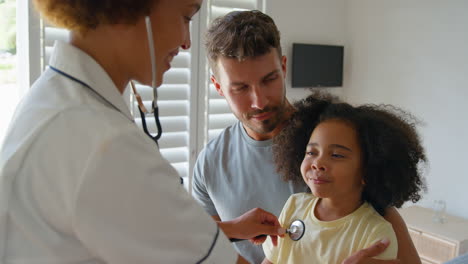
[399,206,468,264]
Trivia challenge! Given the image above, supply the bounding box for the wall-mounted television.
[292,43,344,88]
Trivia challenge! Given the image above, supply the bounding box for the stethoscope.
[129,16,163,146]
[130,81,162,146]
[229,219,305,242]
[287,219,306,241]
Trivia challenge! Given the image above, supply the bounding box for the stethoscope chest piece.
[287,219,305,241]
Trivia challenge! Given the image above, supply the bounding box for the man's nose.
[250,86,268,109]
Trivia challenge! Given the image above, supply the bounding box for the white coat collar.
[49,40,134,121]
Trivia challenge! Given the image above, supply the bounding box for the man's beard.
[243,101,288,135]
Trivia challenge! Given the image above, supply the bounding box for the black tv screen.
[292,43,344,88]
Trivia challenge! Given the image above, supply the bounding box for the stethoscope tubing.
[49,66,161,146]
[137,103,162,146]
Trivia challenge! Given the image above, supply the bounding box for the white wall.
[266,0,346,102]
[344,0,468,219]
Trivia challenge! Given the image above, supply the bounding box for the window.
[0,0,19,144]
[19,0,264,191]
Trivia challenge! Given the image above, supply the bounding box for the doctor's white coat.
[0,41,236,263]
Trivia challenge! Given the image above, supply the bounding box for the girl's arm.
[262,258,273,264]
[383,207,421,264]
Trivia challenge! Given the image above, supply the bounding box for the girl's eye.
[332,153,345,158]
[305,151,317,156]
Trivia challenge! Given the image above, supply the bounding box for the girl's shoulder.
[353,203,395,237]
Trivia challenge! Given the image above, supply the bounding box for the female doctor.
[0,0,285,263]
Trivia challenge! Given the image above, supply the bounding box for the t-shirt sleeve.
[365,222,399,260]
[262,195,296,263]
[192,148,218,216]
[73,127,236,263]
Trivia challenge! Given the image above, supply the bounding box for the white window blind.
[131,20,202,190]
[131,58,192,181]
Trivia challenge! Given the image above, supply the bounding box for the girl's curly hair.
[273,91,427,215]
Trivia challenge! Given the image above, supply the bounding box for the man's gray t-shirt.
[192,121,306,263]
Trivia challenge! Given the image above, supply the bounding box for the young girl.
[262,92,426,264]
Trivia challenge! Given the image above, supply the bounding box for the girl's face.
[300,119,364,202]
[138,0,202,86]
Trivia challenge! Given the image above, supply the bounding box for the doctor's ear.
[211,75,224,97]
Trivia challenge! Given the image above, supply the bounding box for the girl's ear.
[361,178,366,185]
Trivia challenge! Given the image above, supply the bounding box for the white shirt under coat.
[0,41,236,263]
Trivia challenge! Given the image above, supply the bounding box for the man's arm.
[191,148,219,215]
[383,207,421,264]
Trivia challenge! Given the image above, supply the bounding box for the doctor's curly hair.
[273,91,427,215]
[33,0,155,34]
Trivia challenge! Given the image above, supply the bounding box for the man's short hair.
[205,10,282,75]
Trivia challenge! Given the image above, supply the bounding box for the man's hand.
[342,239,401,264]
[218,208,285,246]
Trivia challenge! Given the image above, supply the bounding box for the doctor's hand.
[342,239,401,264]
[217,208,285,246]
